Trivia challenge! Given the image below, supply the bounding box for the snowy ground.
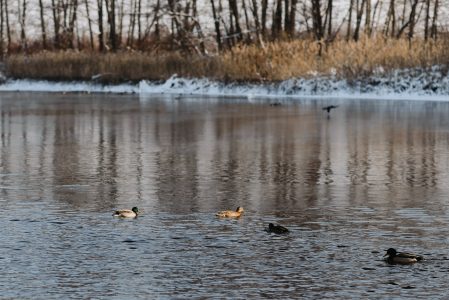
[1,67,449,102]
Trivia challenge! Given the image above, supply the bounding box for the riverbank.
[1,68,449,102]
[1,37,449,100]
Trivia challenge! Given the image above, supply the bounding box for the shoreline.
[1,70,449,102]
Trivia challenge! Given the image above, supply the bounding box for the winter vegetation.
[0,0,448,90]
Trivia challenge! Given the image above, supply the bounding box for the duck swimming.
[113,207,139,218]
[384,248,423,265]
[266,223,289,234]
[216,206,244,218]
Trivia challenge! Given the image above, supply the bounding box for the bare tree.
[97,0,105,51]
[407,0,419,43]
[127,0,136,47]
[51,0,61,48]
[38,0,47,49]
[370,0,382,34]
[353,0,366,41]
[84,0,94,49]
[384,0,396,37]
[311,0,324,40]
[430,0,439,39]
[137,0,142,44]
[424,0,431,41]
[229,0,243,42]
[261,0,268,38]
[364,0,371,35]
[287,0,297,36]
[4,0,10,51]
[210,0,223,50]
[241,0,251,41]
[105,0,117,50]
[347,0,354,40]
[0,0,3,55]
[326,0,333,37]
[68,0,78,49]
[272,0,282,37]
[18,0,28,51]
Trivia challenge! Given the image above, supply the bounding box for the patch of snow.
[0,79,139,94]
[1,67,449,102]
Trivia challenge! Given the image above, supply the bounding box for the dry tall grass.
[5,36,449,83]
[5,51,219,83]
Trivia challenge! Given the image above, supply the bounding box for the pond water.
[1,92,449,299]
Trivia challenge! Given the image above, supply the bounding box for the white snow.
[1,67,449,102]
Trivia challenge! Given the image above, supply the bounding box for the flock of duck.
[113,206,423,265]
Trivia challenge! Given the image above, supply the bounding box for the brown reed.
[5,36,448,84]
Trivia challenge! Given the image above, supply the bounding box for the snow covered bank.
[1,67,449,101]
[0,79,139,94]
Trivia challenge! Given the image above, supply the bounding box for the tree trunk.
[229,0,242,42]
[261,0,268,38]
[242,0,251,41]
[19,0,27,51]
[407,0,419,43]
[370,0,381,34]
[52,0,61,48]
[353,0,366,41]
[287,0,297,36]
[155,0,161,42]
[0,0,3,55]
[384,0,395,37]
[430,0,438,39]
[192,0,206,54]
[346,0,353,40]
[364,0,371,36]
[327,0,333,37]
[249,0,265,47]
[38,0,47,49]
[210,0,222,50]
[118,0,124,46]
[84,0,94,49]
[311,0,323,40]
[424,0,431,41]
[137,0,142,44]
[284,0,289,34]
[68,0,78,49]
[127,0,136,47]
[97,0,104,51]
[272,0,282,38]
[106,0,117,50]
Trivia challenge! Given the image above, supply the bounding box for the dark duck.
[384,248,423,265]
[266,223,289,234]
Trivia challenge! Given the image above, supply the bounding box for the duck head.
[384,248,397,257]
[132,207,139,214]
[236,207,244,213]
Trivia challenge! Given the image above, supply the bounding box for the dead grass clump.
[219,40,321,81]
[324,36,447,79]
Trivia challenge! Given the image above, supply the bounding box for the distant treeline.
[0,0,445,54]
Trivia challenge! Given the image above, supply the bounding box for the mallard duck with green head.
[384,248,423,265]
[266,223,289,234]
[216,206,244,218]
[113,207,139,218]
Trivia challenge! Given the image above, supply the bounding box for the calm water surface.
[1,92,449,299]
